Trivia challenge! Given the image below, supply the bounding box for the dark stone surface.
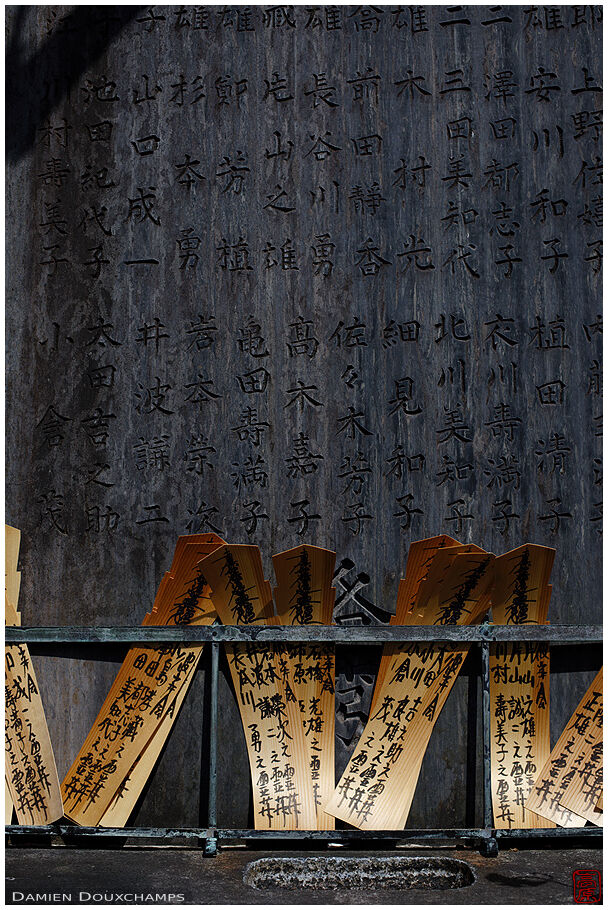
[5,6,602,827]
[242,855,476,890]
[5,847,603,905]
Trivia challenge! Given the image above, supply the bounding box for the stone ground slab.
[5,846,603,905]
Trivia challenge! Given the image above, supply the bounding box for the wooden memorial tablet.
[5,524,21,624]
[5,524,21,823]
[98,537,225,826]
[489,544,556,829]
[5,525,64,825]
[370,535,463,707]
[325,547,495,829]
[199,543,317,830]
[5,637,65,824]
[526,667,603,826]
[272,544,336,828]
[62,533,224,826]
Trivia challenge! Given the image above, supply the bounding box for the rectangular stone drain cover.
[243,856,476,891]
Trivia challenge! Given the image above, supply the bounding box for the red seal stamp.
[573,869,602,903]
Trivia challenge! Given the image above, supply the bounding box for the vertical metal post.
[480,640,498,855]
[208,642,219,829]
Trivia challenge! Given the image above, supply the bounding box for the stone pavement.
[5,846,602,904]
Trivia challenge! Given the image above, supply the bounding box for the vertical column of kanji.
[99,533,226,826]
[199,543,317,829]
[325,548,494,829]
[370,535,462,704]
[526,667,603,826]
[5,524,64,825]
[489,543,557,829]
[61,533,224,826]
[368,539,487,825]
[272,544,336,828]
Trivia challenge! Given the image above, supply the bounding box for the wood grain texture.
[5,6,602,826]
[5,525,22,621]
[5,525,64,824]
[272,544,336,827]
[5,524,22,824]
[199,543,318,829]
[489,544,555,829]
[5,631,65,824]
[61,533,224,826]
[325,546,495,829]
[526,666,603,826]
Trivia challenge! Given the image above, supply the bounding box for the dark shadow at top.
[6,5,143,162]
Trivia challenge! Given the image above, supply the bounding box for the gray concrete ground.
[5,846,602,905]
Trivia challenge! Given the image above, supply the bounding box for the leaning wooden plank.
[6,638,64,824]
[325,549,495,829]
[5,525,64,825]
[97,651,201,826]
[390,547,495,831]
[5,597,20,626]
[199,543,317,830]
[526,667,603,826]
[5,526,22,823]
[66,536,222,826]
[272,544,336,828]
[489,544,556,830]
[5,524,22,621]
[371,537,468,713]
[98,542,221,824]
[5,592,21,824]
[61,533,225,826]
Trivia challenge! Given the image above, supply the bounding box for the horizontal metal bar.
[494,827,601,839]
[5,824,213,839]
[6,824,600,846]
[217,826,601,840]
[216,828,489,841]
[5,624,602,645]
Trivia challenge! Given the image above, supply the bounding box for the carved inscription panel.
[6,6,602,825]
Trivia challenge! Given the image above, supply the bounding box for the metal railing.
[5,623,603,857]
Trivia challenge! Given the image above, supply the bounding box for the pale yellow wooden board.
[372,538,479,712]
[272,544,336,828]
[5,527,63,825]
[489,544,556,830]
[6,642,64,824]
[5,597,20,627]
[325,549,495,829]
[62,534,225,826]
[490,544,555,626]
[5,591,19,822]
[393,535,462,624]
[5,525,22,617]
[199,544,317,830]
[5,526,22,824]
[526,667,603,825]
[490,643,554,829]
[97,650,202,826]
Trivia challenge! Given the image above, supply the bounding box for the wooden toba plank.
[489,544,556,830]
[5,526,64,825]
[325,548,495,829]
[272,544,336,828]
[199,544,317,830]
[526,667,603,826]
[62,534,225,826]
